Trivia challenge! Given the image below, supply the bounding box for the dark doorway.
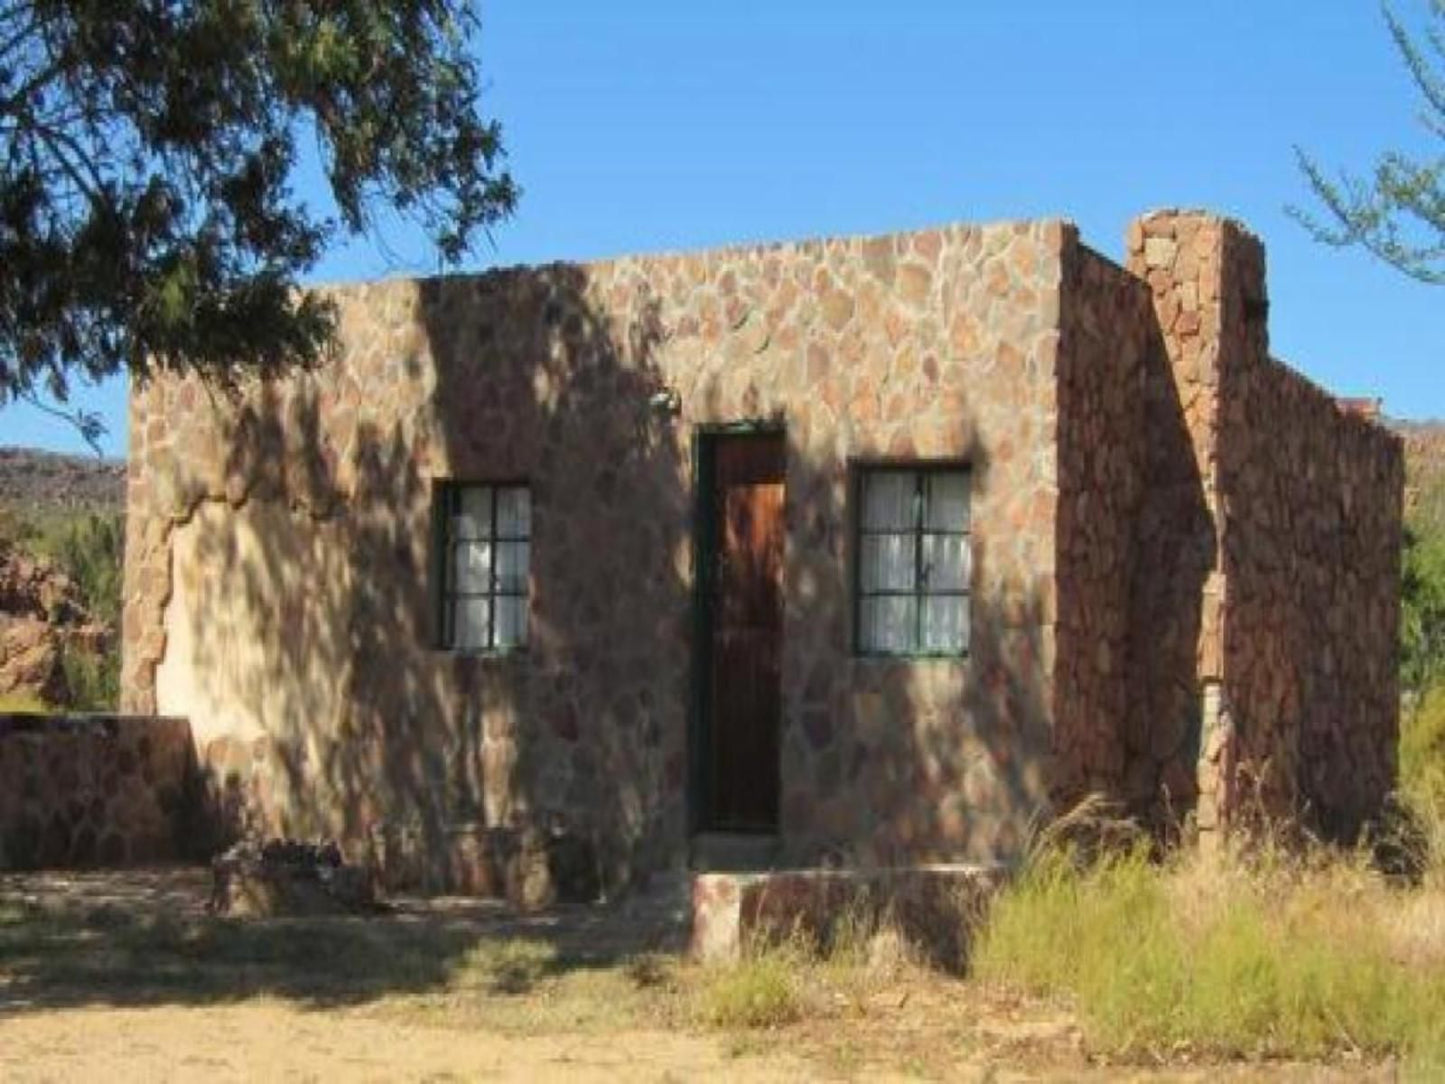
[694,430,785,833]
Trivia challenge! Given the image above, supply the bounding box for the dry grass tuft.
[974,807,1445,1071]
[696,942,807,1029]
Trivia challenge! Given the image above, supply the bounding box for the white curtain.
[859,473,916,652]
[447,485,530,649]
[859,470,970,654]
[455,485,493,539]
[496,486,531,538]
[926,472,969,532]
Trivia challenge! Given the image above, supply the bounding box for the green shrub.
[32,512,124,626]
[1404,685,1445,804]
[0,508,123,712]
[57,642,119,712]
[0,508,124,625]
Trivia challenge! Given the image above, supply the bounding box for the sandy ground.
[0,1002,1392,1083]
[0,1004,826,1083]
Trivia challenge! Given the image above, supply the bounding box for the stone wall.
[121,209,1403,886]
[0,714,201,869]
[1221,356,1403,837]
[1053,238,1154,806]
[1124,212,1229,828]
[124,220,1073,888]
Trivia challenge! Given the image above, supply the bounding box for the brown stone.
[861,236,895,283]
[897,263,932,305]
[820,289,854,330]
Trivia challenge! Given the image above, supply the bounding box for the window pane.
[452,598,491,650]
[926,472,969,531]
[921,595,968,653]
[921,535,969,591]
[862,472,915,530]
[494,596,528,647]
[495,541,529,593]
[454,485,493,540]
[453,539,492,593]
[453,540,494,598]
[860,533,915,592]
[860,596,916,654]
[496,487,531,538]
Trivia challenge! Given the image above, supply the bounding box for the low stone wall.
[0,714,202,869]
[691,865,1005,971]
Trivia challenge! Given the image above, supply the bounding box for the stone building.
[120,209,1402,893]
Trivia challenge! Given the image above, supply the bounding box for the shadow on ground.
[0,866,684,1013]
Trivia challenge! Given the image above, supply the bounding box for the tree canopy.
[1294,1,1444,283]
[1,1,517,440]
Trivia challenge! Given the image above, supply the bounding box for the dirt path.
[0,1003,824,1083]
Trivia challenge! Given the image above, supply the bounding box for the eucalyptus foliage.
[0,1,517,440]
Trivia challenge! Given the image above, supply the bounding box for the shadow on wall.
[167,250,1071,887]
[1124,316,1215,836]
[172,264,691,897]
[769,418,1057,869]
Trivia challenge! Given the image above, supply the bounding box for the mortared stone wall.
[120,209,1402,889]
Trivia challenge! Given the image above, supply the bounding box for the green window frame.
[854,465,971,657]
[435,481,531,652]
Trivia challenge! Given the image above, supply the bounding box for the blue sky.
[4,0,1441,458]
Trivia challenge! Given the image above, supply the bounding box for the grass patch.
[697,947,805,1029]
[1403,684,1445,819]
[694,903,939,1033]
[973,842,1445,1068]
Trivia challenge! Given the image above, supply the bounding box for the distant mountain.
[0,447,124,515]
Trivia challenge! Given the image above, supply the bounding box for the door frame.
[688,421,786,837]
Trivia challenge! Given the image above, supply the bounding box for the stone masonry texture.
[0,714,200,869]
[121,210,1402,892]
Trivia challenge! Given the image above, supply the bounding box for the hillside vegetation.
[0,448,124,712]
[1400,423,1445,812]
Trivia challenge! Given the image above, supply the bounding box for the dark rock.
[211,837,376,917]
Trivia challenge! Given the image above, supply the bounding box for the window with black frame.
[436,482,531,651]
[855,466,970,656]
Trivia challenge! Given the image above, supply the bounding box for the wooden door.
[702,433,785,831]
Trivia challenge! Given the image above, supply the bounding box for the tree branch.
[15,389,106,456]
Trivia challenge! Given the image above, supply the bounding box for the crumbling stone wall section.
[124,220,1073,886]
[1052,238,1152,806]
[0,714,201,869]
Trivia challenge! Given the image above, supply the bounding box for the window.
[436,482,531,651]
[855,467,970,656]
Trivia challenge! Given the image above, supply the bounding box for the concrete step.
[690,832,781,873]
